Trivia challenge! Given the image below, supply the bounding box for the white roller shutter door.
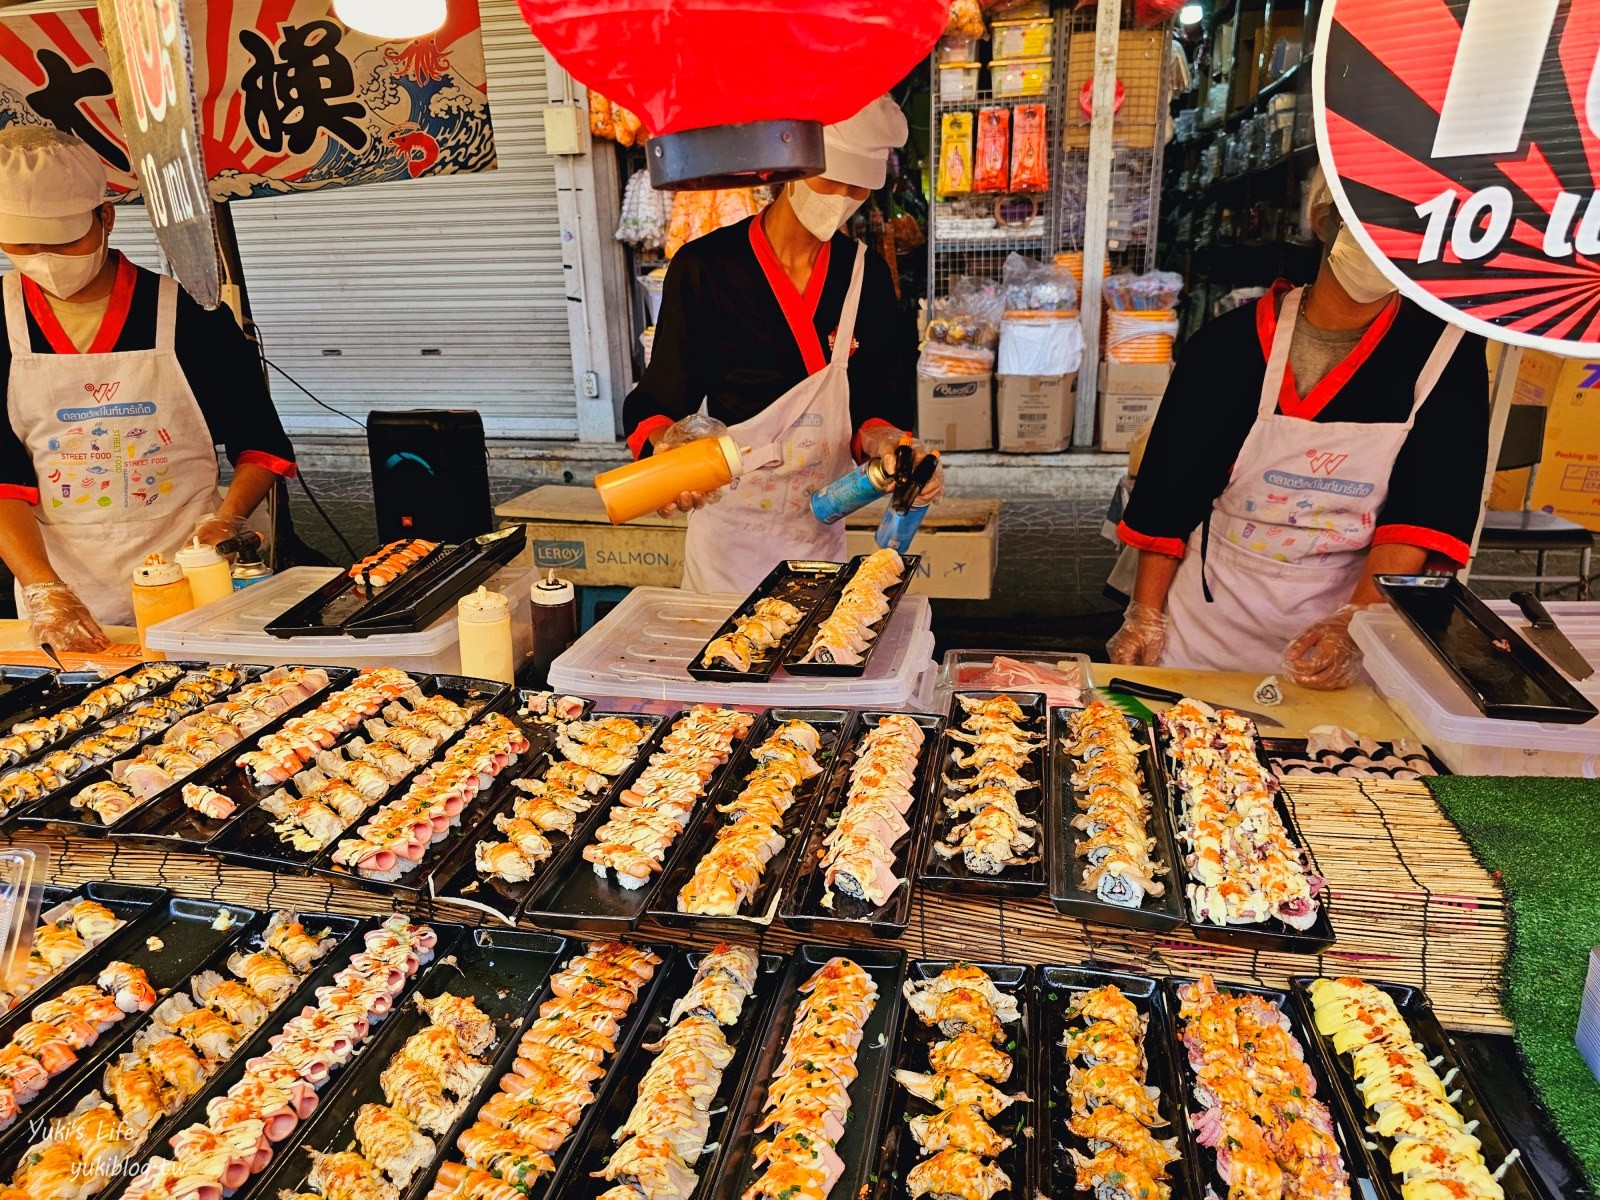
[222,0,574,438]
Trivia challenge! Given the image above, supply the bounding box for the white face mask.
[1327,226,1396,304]
[787,180,863,242]
[8,222,107,300]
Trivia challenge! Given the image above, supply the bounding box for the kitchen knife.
[1106,677,1286,728]
[1510,591,1594,681]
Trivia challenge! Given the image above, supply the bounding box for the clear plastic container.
[991,17,1053,59]
[1351,601,1600,777]
[937,34,980,64]
[547,586,938,711]
[939,62,982,102]
[0,847,45,995]
[992,55,1052,98]
[144,563,538,675]
[935,649,1093,712]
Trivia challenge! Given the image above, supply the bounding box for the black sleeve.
[847,248,915,438]
[0,355,36,500]
[1375,332,1490,564]
[1118,314,1257,555]
[621,252,702,456]
[174,297,297,472]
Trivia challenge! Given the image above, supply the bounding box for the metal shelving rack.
[927,0,1177,447]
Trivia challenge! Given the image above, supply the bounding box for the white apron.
[6,269,222,627]
[682,243,865,594]
[1160,287,1462,673]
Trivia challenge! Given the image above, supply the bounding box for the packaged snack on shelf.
[1010,103,1049,191]
[937,112,975,197]
[973,108,1011,193]
[588,90,615,140]
[1001,252,1079,315]
[920,276,1002,378]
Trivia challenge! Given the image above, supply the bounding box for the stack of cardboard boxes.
[917,361,1172,453]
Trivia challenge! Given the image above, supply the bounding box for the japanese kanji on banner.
[1314,0,1600,354]
[0,0,495,203]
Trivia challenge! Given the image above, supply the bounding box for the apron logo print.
[82,382,121,405]
[1305,450,1350,476]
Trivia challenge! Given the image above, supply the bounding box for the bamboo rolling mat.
[7,776,1512,1033]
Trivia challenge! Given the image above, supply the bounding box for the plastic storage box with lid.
[992,55,1051,98]
[546,586,937,710]
[934,649,1093,711]
[991,17,1052,59]
[937,34,980,64]
[142,563,538,674]
[939,61,981,102]
[1351,600,1600,777]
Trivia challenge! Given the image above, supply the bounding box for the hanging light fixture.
[333,0,448,40]
[517,0,946,190]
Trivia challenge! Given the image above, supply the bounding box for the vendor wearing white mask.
[0,128,296,650]
[1109,172,1490,688]
[622,96,942,594]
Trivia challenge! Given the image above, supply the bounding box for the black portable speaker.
[367,410,493,545]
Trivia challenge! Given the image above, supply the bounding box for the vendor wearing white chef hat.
[622,95,943,594]
[1109,171,1491,688]
[0,127,297,649]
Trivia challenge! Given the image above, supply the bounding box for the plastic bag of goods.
[920,277,1001,379]
[973,109,1011,193]
[1103,270,1183,365]
[1009,103,1049,191]
[616,170,670,249]
[938,112,975,196]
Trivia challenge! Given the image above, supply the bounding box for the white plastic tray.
[548,586,938,710]
[144,563,537,674]
[1352,600,1600,777]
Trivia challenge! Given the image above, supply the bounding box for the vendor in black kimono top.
[622,96,942,594]
[1109,173,1490,688]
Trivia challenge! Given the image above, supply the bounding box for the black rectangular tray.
[869,962,1036,1200]
[646,707,852,935]
[0,667,65,729]
[1376,574,1598,723]
[1048,706,1187,932]
[0,669,107,747]
[1155,716,1338,954]
[1163,975,1373,1200]
[1038,963,1203,1200]
[0,662,185,773]
[3,881,169,1014]
[266,527,526,640]
[781,552,923,677]
[1289,975,1549,1200]
[520,708,755,935]
[302,689,532,898]
[422,937,680,1200]
[108,668,363,848]
[0,662,248,824]
[557,947,788,1200]
[428,712,668,924]
[778,709,944,941]
[0,895,260,1157]
[91,914,434,1200]
[704,944,907,1200]
[0,906,366,1196]
[204,675,507,877]
[11,664,275,835]
[921,690,1049,897]
[231,927,572,1200]
[1261,734,1452,781]
[687,560,845,683]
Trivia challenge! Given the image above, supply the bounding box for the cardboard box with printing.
[997,374,1077,452]
[1098,363,1172,453]
[918,374,994,452]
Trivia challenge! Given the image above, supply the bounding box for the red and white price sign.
[1315,0,1600,353]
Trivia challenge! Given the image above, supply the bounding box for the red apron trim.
[626,414,674,461]
[1255,280,1401,420]
[235,450,299,478]
[1117,519,1187,559]
[22,251,135,356]
[0,484,40,505]
[749,217,830,376]
[1373,523,1469,567]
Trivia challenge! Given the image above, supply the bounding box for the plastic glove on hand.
[655,489,717,518]
[23,581,108,654]
[192,512,248,550]
[655,413,730,453]
[1107,600,1167,666]
[860,427,945,505]
[1284,603,1372,690]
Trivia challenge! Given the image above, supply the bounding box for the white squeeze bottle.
[175,538,234,608]
[457,586,516,684]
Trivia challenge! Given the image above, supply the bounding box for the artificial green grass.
[1428,776,1600,1188]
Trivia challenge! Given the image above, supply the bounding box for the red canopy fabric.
[518,0,945,137]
